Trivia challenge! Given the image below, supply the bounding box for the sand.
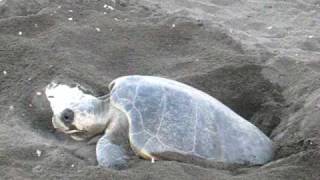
[0,0,320,179]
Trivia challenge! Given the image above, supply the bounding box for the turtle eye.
[61,108,74,124]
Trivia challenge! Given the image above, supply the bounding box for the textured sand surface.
[1,0,320,179]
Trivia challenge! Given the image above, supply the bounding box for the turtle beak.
[65,124,86,134]
[65,129,87,134]
[52,117,58,129]
[52,117,87,135]
[51,116,69,131]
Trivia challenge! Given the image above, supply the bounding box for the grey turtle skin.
[45,75,273,169]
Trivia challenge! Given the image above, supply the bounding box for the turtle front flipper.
[96,105,132,169]
[96,134,129,169]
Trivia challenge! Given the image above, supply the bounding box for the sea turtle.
[45,75,273,169]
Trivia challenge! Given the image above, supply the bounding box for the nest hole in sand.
[180,64,285,137]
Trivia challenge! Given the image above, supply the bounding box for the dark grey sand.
[1,0,320,179]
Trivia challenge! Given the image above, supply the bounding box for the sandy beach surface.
[1,0,320,179]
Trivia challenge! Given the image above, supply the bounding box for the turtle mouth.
[67,129,89,141]
[65,129,87,135]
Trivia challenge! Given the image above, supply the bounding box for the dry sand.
[1,0,320,179]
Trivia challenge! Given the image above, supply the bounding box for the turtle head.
[45,82,109,141]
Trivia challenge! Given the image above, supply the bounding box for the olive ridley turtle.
[45,75,273,169]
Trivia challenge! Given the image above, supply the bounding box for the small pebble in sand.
[68,10,73,13]
[114,18,119,21]
[68,17,73,21]
[103,12,107,14]
[36,149,42,157]
[172,24,176,28]
[29,104,33,107]
[267,26,273,30]
[71,164,75,168]
[9,105,14,110]
[34,24,38,28]
[3,70,7,75]
[195,59,199,62]
[308,35,314,39]
[96,27,101,32]
[32,165,42,174]
[32,165,43,173]
[36,91,42,96]
[57,5,62,9]
[18,31,22,36]
[104,4,115,10]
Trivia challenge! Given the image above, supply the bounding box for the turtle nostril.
[61,108,74,124]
